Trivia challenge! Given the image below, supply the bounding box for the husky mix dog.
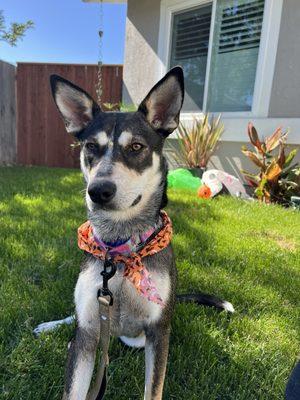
[41,67,233,400]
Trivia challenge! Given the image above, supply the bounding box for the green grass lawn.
[1,166,299,400]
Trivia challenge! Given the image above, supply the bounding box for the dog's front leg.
[144,323,171,400]
[63,263,102,400]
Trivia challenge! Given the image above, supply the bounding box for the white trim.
[158,0,283,117]
[158,0,212,78]
[202,0,217,111]
[83,0,127,3]
[173,113,300,144]
[251,0,283,116]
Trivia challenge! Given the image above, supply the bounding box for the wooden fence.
[16,63,123,168]
[0,61,16,165]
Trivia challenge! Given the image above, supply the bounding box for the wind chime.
[71,0,104,152]
[96,0,104,106]
[95,1,119,111]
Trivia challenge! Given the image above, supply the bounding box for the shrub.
[241,123,300,205]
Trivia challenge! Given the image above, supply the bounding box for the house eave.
[83,0,127,3]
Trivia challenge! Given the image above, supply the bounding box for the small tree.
[0,10,34,46]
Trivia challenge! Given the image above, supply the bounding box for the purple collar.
[93,225,159,257]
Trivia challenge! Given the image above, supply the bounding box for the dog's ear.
[138,66,184,136]
[50,75,100,135]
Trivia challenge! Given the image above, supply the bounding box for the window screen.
[170,4,212,111]
[207,0,265,112]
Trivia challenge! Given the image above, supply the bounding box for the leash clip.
[98,254,117,306]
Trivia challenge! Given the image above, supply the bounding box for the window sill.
[172,114,300,145]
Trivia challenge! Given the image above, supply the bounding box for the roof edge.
[83,0,127,3]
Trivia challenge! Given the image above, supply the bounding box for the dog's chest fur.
[74,248,175,338]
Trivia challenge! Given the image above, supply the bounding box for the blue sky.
[0,0,127,65]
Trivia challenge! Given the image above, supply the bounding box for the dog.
[39,66,234,400]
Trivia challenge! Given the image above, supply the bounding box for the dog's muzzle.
[88,180,117,206]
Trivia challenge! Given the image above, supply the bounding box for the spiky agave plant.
[170,113,224,169]
[241,123,299,204]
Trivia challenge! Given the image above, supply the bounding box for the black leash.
[98,254,117,305]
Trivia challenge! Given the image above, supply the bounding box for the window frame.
[158,0,283,118]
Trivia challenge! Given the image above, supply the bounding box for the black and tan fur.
[44,67,234,400]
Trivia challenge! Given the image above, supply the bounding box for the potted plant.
[170,113,224,178]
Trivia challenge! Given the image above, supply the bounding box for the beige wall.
[124,0,300,118]
[123,0,300,179]
[122,0,162,105]
[269,0,300,117]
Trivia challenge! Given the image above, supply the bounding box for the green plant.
[278,165,300,202]
[102,102,120,111]
[102,102,137,112]
[241,123,299,204]
[0,10,34,46]
[119,102,137,112]
[170,113,224,169]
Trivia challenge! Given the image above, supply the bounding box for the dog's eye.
[130,143,144,152]
[86,142,98,151]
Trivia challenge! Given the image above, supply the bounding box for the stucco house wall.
[269,0,300,117]
[122,0,162,105]
[123,0,300,119]
[121,0,300,177]
[85,0,300,178]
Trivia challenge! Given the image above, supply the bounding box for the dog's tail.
[176,293,235,313]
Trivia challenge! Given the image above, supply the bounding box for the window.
[170,4,212,111]
[169,0,265,112]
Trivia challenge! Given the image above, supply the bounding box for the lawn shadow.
[0,167,86,345]
[167,196,220,258]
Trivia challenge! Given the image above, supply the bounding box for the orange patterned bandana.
[77,211,172,307]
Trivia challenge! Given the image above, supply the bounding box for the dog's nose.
[88,180,117,205]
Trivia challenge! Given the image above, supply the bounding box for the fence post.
[0,61,16,165]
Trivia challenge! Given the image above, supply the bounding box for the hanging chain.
[96,0,104,106]
[71,0,103,152]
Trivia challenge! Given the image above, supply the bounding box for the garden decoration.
[198,170,223,199]
[167,168,248,200]
[167,168,202,192]
[199,170,249,200]
[241,123,300,205]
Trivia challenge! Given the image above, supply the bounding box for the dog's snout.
[88,180,117,205]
